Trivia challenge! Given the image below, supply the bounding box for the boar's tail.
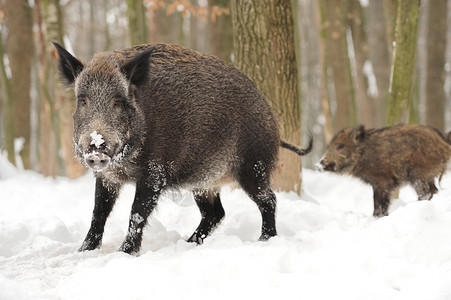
[447,131,451,145]
[280,133,313,156]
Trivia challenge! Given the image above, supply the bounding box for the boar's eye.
[77,96,88,107]
[112,96,126,110]
[336,143,344,151]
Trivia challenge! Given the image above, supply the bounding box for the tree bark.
[231,0,302,193]
[0,29,16,166]
[38,0,84,178]
[425,0,447,131]
[208,0,233,62]
[320,0,356,130]
[5,0,33,168]
[348,0,377,128]
[386,0,420,125]
[317,1,334,143]
[368,0,392,127]
[127,0,148,45]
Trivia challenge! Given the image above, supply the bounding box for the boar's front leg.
[79,178,121,251]
[118,180,161,255]
[372,188,390,217]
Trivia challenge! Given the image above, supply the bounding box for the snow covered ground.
[1,155,451,300]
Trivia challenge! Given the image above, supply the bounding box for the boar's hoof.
[187,231,205,245]
[373,207,389,218]
[118,240,140,255]
[79,235,102,252]
[258,233,276,242]
[85,152,111,172]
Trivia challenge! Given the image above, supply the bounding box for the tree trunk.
[386,0,420,125]
[208,0,233,62]
[37,0,62,176]
[297,0,328,167]
[317,1,335,143]
[320,0,356,130]
[231,0,302,193]
[127,0,148,45]
[38,0,84,178]
[148,3,181,45]
[348,0,376,128]
[425,0,447,131]
[5,0,33,169]
[0,29,16,166]
[368,0,392,127]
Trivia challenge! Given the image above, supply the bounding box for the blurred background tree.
[0,0,450,188]
[231,0,301,192]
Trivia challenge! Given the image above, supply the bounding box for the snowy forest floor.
[1,155,451,300]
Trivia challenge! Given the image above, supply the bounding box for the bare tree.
[368,0,392,127]
[319,0,356,131]
[5,0,33,168]
[208,0,232,62]
[386,0,420,125]
[425,0,447,131]
[231,0,302,193]
[127,0,148,45]
[348,0,376,127]
[0,28,15,165]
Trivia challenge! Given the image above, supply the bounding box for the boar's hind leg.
[79,178,121,252]
[238,161,277,241]
[373,188,391,217]
[187,189,225,245]
[414,179,438,200]
[118,180,161,255]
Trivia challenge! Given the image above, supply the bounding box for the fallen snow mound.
[1,161,451,300]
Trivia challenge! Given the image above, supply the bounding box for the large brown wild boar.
[53,42,313,255]
[318,124,451,217]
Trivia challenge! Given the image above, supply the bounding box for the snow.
[89,131,105,148]
[1,159,451,300]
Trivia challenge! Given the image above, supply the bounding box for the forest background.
[0,0,450,193]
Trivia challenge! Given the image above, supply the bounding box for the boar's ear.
[350,125,365,144]
[120,49,153,87]
[53,42,84,86]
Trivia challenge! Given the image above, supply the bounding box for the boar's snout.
[317,158,336,172]
[84,152,111,172]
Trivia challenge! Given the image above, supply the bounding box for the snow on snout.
[315,156,325,171]
[90,131,105,148]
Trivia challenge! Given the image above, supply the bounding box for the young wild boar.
[53,42,313,255]
[318,124,451,217]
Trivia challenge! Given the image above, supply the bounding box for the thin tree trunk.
[0,30,16,166]
[38,0,83,177]
[127,0,148,45]
[5,0,33,169]
[425,0,447,131]
[386,0,420,125]
[368,0,392,127]
[208,0,233,62]
[318,0,335,143]
[231,0,302,193]
[149,3,180,45]
[320,0,356,130]
[348,0,376,127]
[37,0,62,176]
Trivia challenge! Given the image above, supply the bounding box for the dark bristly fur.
[53,42,313,255]
[319,124,451,217]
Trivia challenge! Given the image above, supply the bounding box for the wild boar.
[318,124,451,217]
[53,42,313,254]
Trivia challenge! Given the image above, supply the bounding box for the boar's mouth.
[84,151,111,172]
[323,162,336,172]
[82,143,132,172]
